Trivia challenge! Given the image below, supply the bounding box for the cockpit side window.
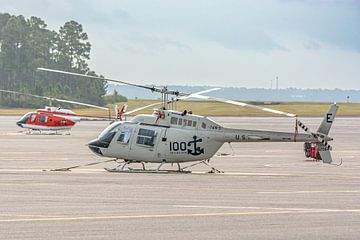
[117,127,132,144]
[136,128,157,146]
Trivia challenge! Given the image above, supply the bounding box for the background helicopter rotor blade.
[50,98,109,110]
[37,67,189,97]
[0,89,51,100]
[0,89,109,110]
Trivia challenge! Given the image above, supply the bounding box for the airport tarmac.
[0,116,359,239]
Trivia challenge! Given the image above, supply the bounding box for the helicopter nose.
[88,145,103,156]
[16,121,23,128]
[87,139,110,148]
[87,139,109,156]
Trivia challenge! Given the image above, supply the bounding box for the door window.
[117,127,132,144]
[39,115,48,123]
[136,128,157,146]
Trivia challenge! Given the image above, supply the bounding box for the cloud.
[1,0,360,89]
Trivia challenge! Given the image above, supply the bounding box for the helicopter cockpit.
[16,112,33,127]
[89,121,122,149]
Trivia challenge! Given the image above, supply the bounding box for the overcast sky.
[1,0,360,89]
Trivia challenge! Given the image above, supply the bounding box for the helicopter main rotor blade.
[167,87,222,103]
[125,88,222,115]
[188,94,297,118]
[177,87,221,100]
[37,67,189,97]
[0,89,108,110]
[124,102,163,116]
[188,87,222,96]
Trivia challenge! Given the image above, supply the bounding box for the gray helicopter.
[38,68,339,173]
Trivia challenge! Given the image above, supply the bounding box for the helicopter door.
[37,115,48,125]
[131,126,161,162]
[113,125,134,159]
[154,128,169,162]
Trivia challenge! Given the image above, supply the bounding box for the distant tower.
[347,96,350,103]
[276,76,279,90]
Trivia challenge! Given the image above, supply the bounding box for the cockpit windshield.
[88,122,122,149]
[98,122,121,139]
[95,122,122,147]
[18,112,32,124]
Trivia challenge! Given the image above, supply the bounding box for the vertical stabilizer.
[317,104,338,135]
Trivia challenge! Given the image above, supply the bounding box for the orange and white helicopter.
[38,67,340,173]
[0,89,113,133]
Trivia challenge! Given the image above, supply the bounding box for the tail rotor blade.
[297,120,332,150]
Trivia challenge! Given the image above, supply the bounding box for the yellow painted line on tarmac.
[1,209,360,223]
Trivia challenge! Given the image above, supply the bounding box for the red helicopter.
[0,89,111,133]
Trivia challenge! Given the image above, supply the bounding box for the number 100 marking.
[170,142,187,151]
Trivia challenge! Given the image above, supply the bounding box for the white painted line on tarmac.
[218,172,295,176]
[216,155,278,158]
[257,190,360,194]
[173,205,360,212]
[1,208,360,223]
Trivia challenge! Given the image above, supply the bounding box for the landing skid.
[26,129,70,135]
[104,159,223,174]
[105,168,191,174]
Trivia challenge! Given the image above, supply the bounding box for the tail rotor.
[298,104,339,164]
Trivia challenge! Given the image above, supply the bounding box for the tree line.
[0,12,109,108]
